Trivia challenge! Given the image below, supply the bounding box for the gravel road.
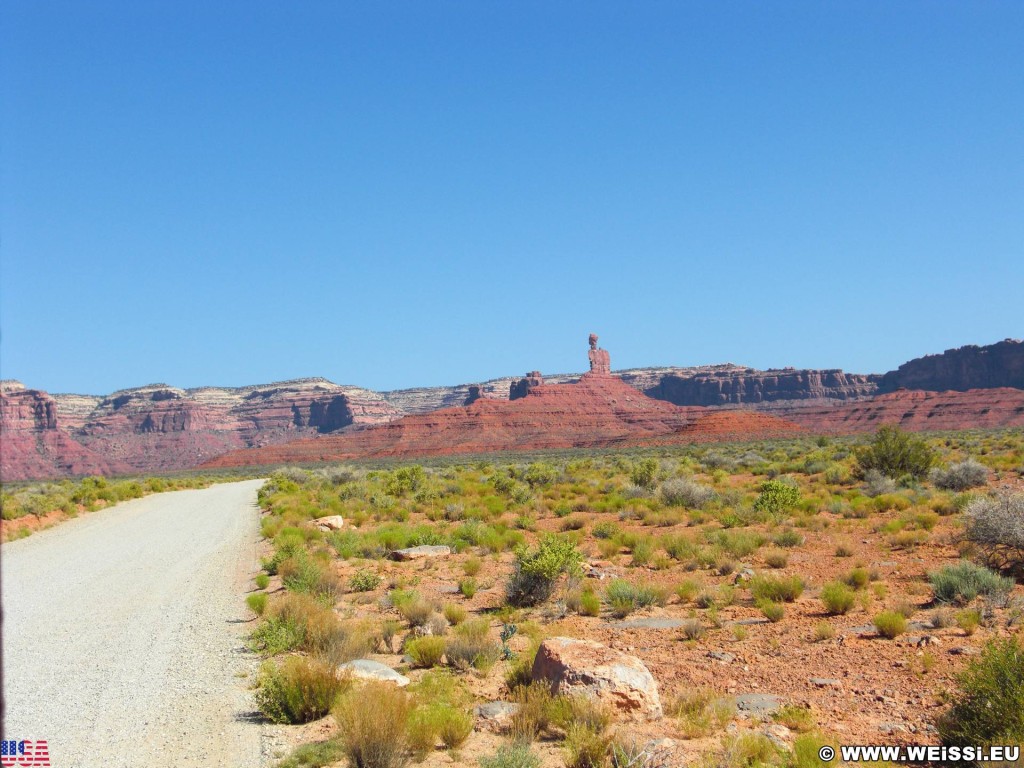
[1,479,272,767]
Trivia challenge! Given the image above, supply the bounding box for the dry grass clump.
[334,681,414,768]
[671,689,735,739]
[255,657,350,724]
[445,617,501,671]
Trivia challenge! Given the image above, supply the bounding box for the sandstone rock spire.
[587,333,611,376]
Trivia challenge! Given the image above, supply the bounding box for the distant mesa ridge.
[2,337,1023,480]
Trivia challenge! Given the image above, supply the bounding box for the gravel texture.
[1,479,271,767]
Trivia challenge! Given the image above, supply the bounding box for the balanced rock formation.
[531,636,663,720]
[203,337,803,468]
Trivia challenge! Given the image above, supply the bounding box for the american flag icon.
[0,740,50,767]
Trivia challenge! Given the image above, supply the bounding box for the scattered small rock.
[735,693,783,716]
[878,721,908,734]
[474,701,519,730]
[391,545,451,561]
[610,618,686,630]
[311,515,345,531]
[340,659,410,687]
[708,651,736,663]
[949,646,979,656]
[809,678,842,688]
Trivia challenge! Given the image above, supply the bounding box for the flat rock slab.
[610,618,686,630]
[391,545,452,561]
[735,694,783,716]
[311,515,345,531]
[809,678,842,688]
[708,651,736,663]
[340,659,410,687]
[474,701,519,725]
[732,618,770,626]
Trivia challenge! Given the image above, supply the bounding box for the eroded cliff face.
[6,338,1023,481]
[878,339,1024,393]
[1,378,402,480]
[644,367,881,407]
[203,342,804,469]
[0,382,128,480]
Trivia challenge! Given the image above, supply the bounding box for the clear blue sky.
[2,2,1021,395]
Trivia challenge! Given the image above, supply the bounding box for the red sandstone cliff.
[877,339,1024,394]
[202,341,803,469]
[0,382,129,480]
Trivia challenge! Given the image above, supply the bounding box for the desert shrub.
[964,492,1024,574]
[820,582,856,615]
[247,592,269,616]
[873,611,907,639]
[773,704,815,733]
[679,618,705,641]
[279,550,344,604]
[630,459,659,489]
[753,479,801,517]
[931,459,989,491]
[929,561,1013,604]
[843,567,870,589]
[763,549,788,569]
[509,683,556,741]
[446,618,501,671]
[855,425,936,480]
[758,599,785,622]
[813,622,835,642]
[659,478,716,508]
[563,723,613,768]
[349,569,382,592]
[523,462,560,488]
[255,573,271,590]
[506,535,584,606]
[671,689,735,738]
[956,608,981,635]
[459,577,478,598]
[334,682,412,768]
[275,738,346,768]
[249,593,348,656]
[772,529,804,548]
[406,636,447,668]
[716,733,784,768]
[479,743,541,768]
[937,637,1024,748]
[255,657,348,724]
[749,575,804,603]
[443,603,467,625]
[550,694,613,734]
[592,521,620,539]
[861,469,897,497]
[505,641,541,691]
[604,579,663,618]
[462,556,482,576]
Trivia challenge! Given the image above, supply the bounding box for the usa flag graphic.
[0,740,50,767]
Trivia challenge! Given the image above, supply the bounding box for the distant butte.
[3,338,1024,480]
[201,336,804,469]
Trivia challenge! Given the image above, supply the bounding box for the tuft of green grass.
[873,611,907,639]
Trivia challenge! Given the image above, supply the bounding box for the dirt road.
[1,479,271,767]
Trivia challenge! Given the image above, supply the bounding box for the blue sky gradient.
[2,2,1021,394]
